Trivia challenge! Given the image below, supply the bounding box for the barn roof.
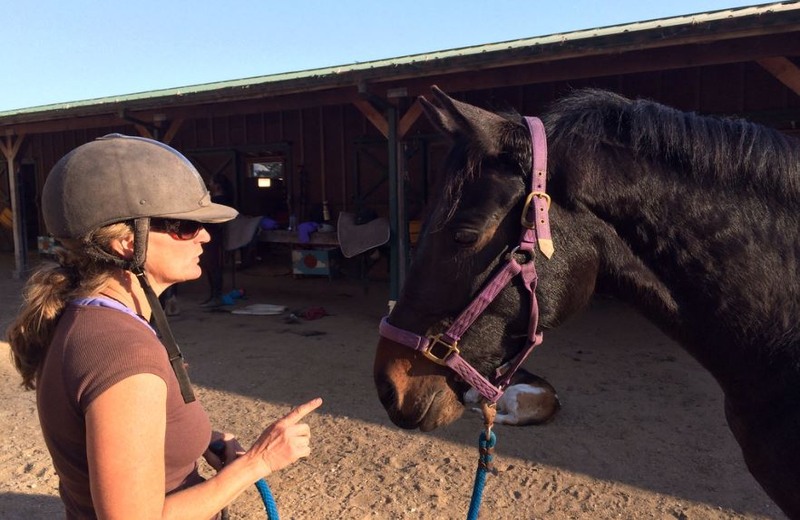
[1,1,799,131]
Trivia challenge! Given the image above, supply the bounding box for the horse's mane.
[542,89,800,202]
[430,89,800,228]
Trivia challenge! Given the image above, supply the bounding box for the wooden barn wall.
[10,124,139,248]
[405,61,800,221]
[459,61,798,127]
[9,59,800,246]
[163,103,392,226]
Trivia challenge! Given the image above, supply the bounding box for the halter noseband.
[379,116,552,403]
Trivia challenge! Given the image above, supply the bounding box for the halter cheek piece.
[379,116,552,404]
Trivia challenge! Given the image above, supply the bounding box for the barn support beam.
[124,112,185,144]
[161,118,184,145]
[397,99,423,139]
[353,99,389,138]
[757,57,800,98]
[353,96,424,142]
[386,105,408,303]
[354,90,423,303]
[0,133,27,279]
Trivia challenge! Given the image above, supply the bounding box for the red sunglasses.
[149,218,204,240]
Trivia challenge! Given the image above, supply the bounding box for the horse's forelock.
[430,117,530,230]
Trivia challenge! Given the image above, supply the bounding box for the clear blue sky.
[0,0,768,112]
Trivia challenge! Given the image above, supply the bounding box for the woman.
[8,134,322,519]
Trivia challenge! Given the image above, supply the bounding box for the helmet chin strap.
[132,265,196,404]
[129,218,196,404]
[105,217,197,404]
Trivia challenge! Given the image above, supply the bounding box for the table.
[257,229,340,247]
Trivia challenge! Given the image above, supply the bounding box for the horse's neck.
[580,163,799,353]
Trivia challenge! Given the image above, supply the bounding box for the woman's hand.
[204,432,244,471]
[248,397,323,476]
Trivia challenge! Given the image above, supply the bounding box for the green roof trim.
[1,2,797,118]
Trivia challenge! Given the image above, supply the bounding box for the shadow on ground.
[0,250,785,518]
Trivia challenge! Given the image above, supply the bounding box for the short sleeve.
[60,306,173,412]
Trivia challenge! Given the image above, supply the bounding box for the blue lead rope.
[466,429,497,520]
[210,440,279,519]
[255,478,280,519]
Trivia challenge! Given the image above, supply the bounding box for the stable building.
[1,2,798,298]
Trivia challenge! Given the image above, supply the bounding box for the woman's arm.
[86,373,173,519]
[86,374,321,519]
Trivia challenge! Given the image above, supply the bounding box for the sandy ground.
[0,248,789,520]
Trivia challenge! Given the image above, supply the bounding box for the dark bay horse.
[373,86,800,518]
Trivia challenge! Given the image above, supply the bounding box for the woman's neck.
[98,271,153,320]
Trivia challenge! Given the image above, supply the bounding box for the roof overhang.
[2,2,799,136]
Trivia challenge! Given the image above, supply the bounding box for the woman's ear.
[109,234,136,260]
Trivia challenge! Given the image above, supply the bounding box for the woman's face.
[144,221,211,292]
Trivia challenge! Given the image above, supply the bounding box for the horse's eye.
[454,229,479,244]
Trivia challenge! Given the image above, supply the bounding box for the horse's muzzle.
[373,336,464,430]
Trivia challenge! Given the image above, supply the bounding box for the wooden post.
[387,106,402,301]
[353,94,421,303]
[0,133,27,279]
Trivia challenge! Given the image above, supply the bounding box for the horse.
[373,85,800,518]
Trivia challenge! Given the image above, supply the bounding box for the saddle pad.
[337,211,390,258]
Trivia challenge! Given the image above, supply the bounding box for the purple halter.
[379,116,553,403]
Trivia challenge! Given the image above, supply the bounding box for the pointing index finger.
[282,397,323,425]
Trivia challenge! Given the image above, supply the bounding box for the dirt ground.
[0,249,788,520]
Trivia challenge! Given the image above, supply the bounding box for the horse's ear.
[419,86,506,155]
[418,88,460,139]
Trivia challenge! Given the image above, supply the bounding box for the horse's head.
[374,86,599,431]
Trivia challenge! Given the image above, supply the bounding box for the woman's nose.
[197,227,212,244]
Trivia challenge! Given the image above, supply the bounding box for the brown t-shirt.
[37,302,212,519]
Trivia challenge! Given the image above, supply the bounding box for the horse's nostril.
[375,378,398,409]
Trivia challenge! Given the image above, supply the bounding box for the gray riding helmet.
[43,133,238,239]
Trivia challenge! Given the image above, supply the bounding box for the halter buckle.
[520,191,551,229]
[423,334,460,365]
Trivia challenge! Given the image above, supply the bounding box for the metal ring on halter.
[505,245,534,265]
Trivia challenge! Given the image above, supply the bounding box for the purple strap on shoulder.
[71,296,155,334]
